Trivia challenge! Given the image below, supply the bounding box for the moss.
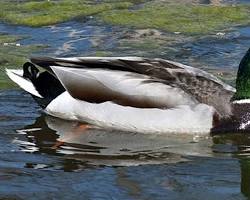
[100,3,250,34]
[102,0,146,3]
[1,1,250,34]
[0,34,24,44]
[0,0,133,27]
[93,50,112,57]
[121,39,162,50]
[0,34,46,89]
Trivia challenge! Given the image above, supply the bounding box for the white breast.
[45,92,215,135]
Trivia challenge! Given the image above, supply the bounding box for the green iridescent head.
[233,48,250,100]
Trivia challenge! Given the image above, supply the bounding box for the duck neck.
[233,48,250,100]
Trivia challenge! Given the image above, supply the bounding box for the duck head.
[231,48,250,131]
[233,48,250,101]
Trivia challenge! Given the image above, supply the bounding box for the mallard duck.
[5,48,250,134]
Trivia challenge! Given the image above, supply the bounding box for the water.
[0,89,248,199]
[1,2,250,199]
[0,20,126,57]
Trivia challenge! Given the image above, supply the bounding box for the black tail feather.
[23,62,65,108]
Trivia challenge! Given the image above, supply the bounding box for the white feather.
[233,99,250,104]
[60,56,144,62]
[51,66,196,107]
[46,92,215,135]
[5,69,43,98]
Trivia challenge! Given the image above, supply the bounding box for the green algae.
[93,50,112,57]
[0,34,24,44]
[0,0,133,27]
[100,3,250,35]
[0,34,46,89]
[1,1,249,35]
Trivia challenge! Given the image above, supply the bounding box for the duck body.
[5,56,242,135]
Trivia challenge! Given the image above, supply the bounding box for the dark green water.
[1,1,250,199]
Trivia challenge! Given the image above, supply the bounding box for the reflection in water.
[116,168,142,198]
[213,134,250,199]
[15,115,215,167]
[0,89,247,198]
[240,159,250,199]
[15,115,250,197]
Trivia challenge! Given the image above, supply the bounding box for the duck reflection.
[17,115,215,167]
[16,116,250,196]
[240,159,250,198]
[213,134,250,198]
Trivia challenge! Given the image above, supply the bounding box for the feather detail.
[5,69,43,98]
[46,91,215,135]
[31,56,235,117]
[51,66,197,108]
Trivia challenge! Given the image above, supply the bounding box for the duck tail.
[6,62,65,109]
[5,66,43,98]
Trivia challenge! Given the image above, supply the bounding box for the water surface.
[1,2,250,199]
[0,89,249,200]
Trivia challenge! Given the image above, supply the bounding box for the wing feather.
[31,56,235,116]
[51,66,197,108]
